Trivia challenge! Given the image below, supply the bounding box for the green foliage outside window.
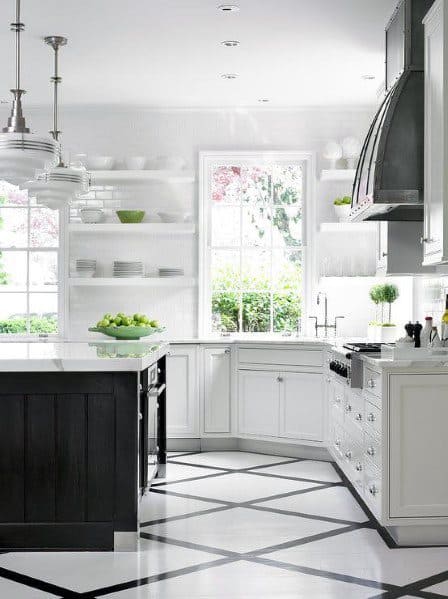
[0,315,58,334]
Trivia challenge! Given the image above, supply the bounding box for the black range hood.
[350,0,435,222]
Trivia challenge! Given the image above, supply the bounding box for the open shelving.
[89,170,195,186]
[69,277,197,288]
[320,169,356,182]
[69,223,196,235]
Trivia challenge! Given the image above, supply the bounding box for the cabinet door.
[279,372,324,442]
[424,5,445,264]
[203,346,231,434]
[238,370,279,437]
[166,346,198,437]
[389,373,448,518]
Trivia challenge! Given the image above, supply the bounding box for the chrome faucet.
[309,293,344,337]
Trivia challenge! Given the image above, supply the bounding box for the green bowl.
[116,210,145,224]
[89,325,164,340]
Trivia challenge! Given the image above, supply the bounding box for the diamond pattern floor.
[1,451,448,598]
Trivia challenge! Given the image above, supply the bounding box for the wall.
[1,104,417,339]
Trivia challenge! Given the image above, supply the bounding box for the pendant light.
[26,36,89,209]
[0,0,59,185]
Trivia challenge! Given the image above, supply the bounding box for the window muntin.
[0,182,61,336]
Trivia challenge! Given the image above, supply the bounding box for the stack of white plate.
[75,259,96,278]
[158,267,184,277]
[113,261,144,278]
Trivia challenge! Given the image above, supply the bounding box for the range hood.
[350,0,434,222]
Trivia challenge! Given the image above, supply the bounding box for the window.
[0,181,63,337]
[200,152,315,335]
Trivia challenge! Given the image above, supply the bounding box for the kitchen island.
[0,341,168,551]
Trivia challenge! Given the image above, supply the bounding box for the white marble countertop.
[168,334,330,346]
[0,341,169,372]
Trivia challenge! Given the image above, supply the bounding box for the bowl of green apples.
[89,312,164,340]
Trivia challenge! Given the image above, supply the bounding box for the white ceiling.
[0,0,397,108]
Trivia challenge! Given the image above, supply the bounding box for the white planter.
[333,204,351,221]
[378,326,398,344]
[367,324,380,342]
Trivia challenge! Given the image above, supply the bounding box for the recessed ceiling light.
[258,98,270,103]
[218,4,240,12]
[361,74,376,80]
[221,40,240,47]
[221,73,239,79]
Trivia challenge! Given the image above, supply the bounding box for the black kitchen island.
[0,341,168,551]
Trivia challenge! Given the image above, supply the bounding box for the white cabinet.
[376,222,434,275]
[202,346,231,434]
[279,372,324,441]
[389,373,448,518]
[166,345,198,437]
[238,369,324,442]
[423,0,448,265]
[238,371,279,437]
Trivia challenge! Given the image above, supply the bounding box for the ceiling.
[0,0,397,108]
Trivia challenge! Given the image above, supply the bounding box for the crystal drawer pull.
[367,379,376,388]
[345,404,352,413]
[345,450,352,460]
[366,446,376,456]
[335,439,341,447]
[355,413,362,422]
[368,484,379,496]
[367,413,376,422]
[355,462,363,472]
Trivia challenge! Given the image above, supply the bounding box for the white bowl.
[80,208,104,224]
[154,155,187,170]
[86,156,115,170]
[124,156,147,170]
[158,211,184,223]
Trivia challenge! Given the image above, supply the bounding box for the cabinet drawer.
[344,390,364,430]
[364,462,382,516]
[363,366,382,398]
[364,432,382,470]
[343,437,364,491]
[238,347,323,368]
[330,422,344,459]
[364,401,381,439]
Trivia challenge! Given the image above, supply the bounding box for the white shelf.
[319,222,377,233]
[320,169,356,182]
[89,170,195,186]
[69,223,196,235]
[69,277,197,288]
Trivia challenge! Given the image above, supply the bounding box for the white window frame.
[0,196,67,341]
[198,151,317,337]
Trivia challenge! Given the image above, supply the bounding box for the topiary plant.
[369,284,384,324]
[381,283,399,324]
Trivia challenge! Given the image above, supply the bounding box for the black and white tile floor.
[2,451,448,598]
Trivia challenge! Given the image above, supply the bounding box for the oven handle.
[148,383,166,398]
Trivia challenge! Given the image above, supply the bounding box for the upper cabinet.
[423,0,448,265]
[377,221,435,274]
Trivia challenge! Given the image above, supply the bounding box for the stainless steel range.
[328,343,383,388]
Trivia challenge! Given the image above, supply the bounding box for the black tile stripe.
[151,468,234,487]
[140,504,230,527]
[370,570,448,599]
[78,556,237,598]
[140,531,239,558]
[0,565,83,597]
[248,502,369,527]
[250,555,397,593]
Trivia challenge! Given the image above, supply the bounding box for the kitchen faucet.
[309,292,344,338]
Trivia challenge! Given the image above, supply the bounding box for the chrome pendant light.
[0,0,59,185]
[26,36,89,209]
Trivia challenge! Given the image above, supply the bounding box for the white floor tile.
[423,579,448,594]
[256,486,369,523]
[170,451,295,470]
[153,462,222,484]
[0,579,57,598]
[163,471,319,503]
[139,492,218,523]
[144,506,345,553]
[105,559,375,598]
[267,528,448,586]
[0,540,218,593]
[256,460,342,482]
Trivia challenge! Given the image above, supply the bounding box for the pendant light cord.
[45,36,67,165]
[2,0,29,133]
